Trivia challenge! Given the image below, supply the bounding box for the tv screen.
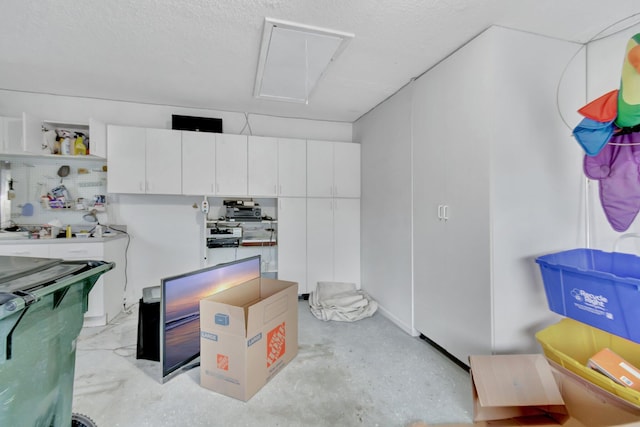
[160,255,261,383]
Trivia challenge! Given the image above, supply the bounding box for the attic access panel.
[254,18,354,104]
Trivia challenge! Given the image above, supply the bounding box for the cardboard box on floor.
[427,354,640,427]
[199,277,298,401]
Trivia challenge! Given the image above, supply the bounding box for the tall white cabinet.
[277,197,307,291]
[306,141,361,293]
[412,27,584,363]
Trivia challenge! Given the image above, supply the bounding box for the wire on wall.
[106,225,132,312]
[239,112,253,135]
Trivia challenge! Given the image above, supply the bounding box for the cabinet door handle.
[443,205,449,221]
[437,205,443,220]
[279,184,282,195]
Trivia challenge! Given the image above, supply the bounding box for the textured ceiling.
[1,0,640,123]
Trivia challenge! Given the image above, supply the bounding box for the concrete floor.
[72,300,473,427]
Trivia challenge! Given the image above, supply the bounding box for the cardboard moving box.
[470,354,569,426]
[427,354,640,427]
[199,277,298,401]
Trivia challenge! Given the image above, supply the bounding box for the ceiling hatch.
[254,18,354,104]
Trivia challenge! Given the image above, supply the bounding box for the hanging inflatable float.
[574,33,640,232]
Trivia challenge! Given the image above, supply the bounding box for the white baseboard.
[376,304,419,337]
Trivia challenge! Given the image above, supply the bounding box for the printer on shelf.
[224,199,262,221]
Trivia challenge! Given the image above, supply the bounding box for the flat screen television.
[160,255,261,383]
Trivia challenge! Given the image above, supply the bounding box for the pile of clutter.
[308,281,377,322]
[43,128,90,156]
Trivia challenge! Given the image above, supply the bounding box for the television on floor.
[160,255,261,383]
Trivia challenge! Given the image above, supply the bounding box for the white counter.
[0,232,128,327]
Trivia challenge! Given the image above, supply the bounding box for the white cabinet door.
[333,142,360,198]
[306,198,334,292]
[248,136,277,196]
[278,138,306,197]
[307,140,361,198]
[54,242,103,259]
[306,140,333,197]
[412,65,449,347]
[22,112,46,154]
[216,134,247,196]
[0,116,23,153]
[89,118,107,159]
[51,242,108,327]
[145,128,182,194]
[103,237,127,325]
[0,244,49,257]
[182,131,216,195]
[333,198,360,287]
[278,198,307,293]
[107,125,146,194]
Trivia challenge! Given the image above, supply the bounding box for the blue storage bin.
[535,248,640,343]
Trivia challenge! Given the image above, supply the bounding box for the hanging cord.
[556,13,640,131]
[239,112,253,135]
[106,225,132,313]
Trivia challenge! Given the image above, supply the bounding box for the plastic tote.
[0,257,114,427]
[536,317,640,407]
[535,248,640,343]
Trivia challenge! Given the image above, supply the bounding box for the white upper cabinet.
[248,136,278,197]
[107,125,146,194]
[89,118,107,159]
[22,112,45,154]
[333,142,360,198]
[307,140,360,198]
[215,133,247,196]
[10,113,108,159]
[277,138,306,197]
[107,125,182,194]
[307,140,333,197]
[182,131,216,195]
[0,116,23,153]
[145,128,182,194]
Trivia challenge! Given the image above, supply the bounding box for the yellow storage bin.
[536,318,640,407]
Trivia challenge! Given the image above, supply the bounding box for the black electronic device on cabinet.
[171,115,223,133]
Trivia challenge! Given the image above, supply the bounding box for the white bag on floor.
[309,281,378,322]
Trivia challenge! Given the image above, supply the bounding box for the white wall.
[353,84,414,334]
[0,90,352,305]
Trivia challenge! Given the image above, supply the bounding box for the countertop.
[0,229,127,245]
